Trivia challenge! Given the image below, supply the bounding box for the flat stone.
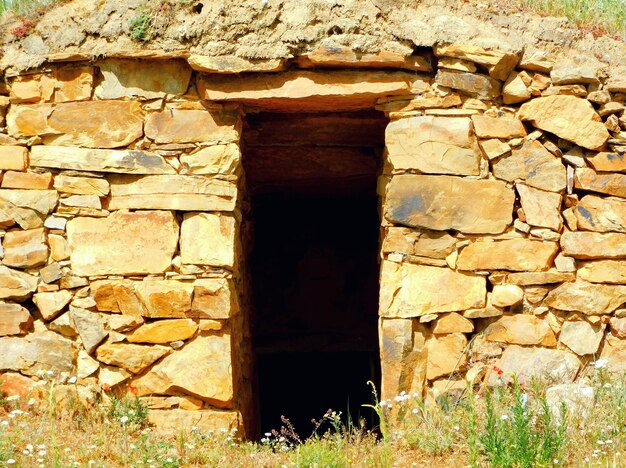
[0,265,37,300]
[148,409,241,436]
[502,71,531,104]
[586,152,626,172]
[0,330,76,376]
[484,314,556,346]
[575,195,626,233]
[599,334,626,373]
[6,104,54,137]
[0,189,58,229]
[382,228,457,259]
[559,321,605,355]
[432,312,474,334]
[66,210,179,276]
[385,116,480,175]
[578,260,626,284]
[479,139,511,160]
[69,306,108,354]
[471,115,527,139]
[133,333,233,408]
[30,146,176,174]
[543,281,626,315]
[188,54,286,73]
[53,174,110,196]
[575,167,626,199]
[106,175,237,212]
[297,47,432,71]
[426,333,468,380]
[379,261,486,317]
[126,319,198,344]
[438,57,477,72]
[2,228,48,268]
[517,184,562,231]
[145,108,240,145]
[99,365,131,389]
[550,63,599,85]
[457,239,558,271]
[0,146,27,170]
[54,67,93,102]
[180,213,235,267]
[60,194,101,209]
[76,349,99,378]
[519,95,609,150]
[9,75,41,102]
[492,140,566,193]
[179,144,240,176]
[198,70,416,112]
[32,290,72,320]
[385,174,514,234]
[560,231,626,259]
[48,234,69,261]
[487,345,579,386]
[433,44,519,80]
[95,59,192,100]
[505,270,575,285]
[491,285,524,307]
[106,314,144,333]
[40,263,62,284]
[434,69,501,99]
[48,313,79,338]
[1,171,52,190]
[44,101,143,148]
[0,302,32,336]
[96,342,171,373]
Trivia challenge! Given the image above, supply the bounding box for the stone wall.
[0,43,625,434]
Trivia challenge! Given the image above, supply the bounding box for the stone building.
[0,0,625,438]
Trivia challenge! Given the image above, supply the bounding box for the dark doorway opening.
[243,111,386,438]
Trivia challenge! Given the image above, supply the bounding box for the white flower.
[6,395,19,401]
[501,414,509,420]
[130,444,137,450]
[27,444,33,451]
[27,398,36,406]
[553,459,558,464]
[592,358,609,369]
[0,421,8,426]
[191,426,199,432]
[7,459,15,465]
[521,393,528,409]
[120,415,129,424]
[68,376,77,384]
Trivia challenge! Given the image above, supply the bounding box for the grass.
[0,367,625,467]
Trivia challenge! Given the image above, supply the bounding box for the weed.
[107,395,149,428]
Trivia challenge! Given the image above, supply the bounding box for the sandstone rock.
[9,75,41,103]
[544,281,626,315]
[439,57,477,72]
[180,213,235,267]
[433,44,519,80]
[70,306,108,354]
[492,140,565,193]
[190,279,237,319]
[0,330,76,376]
[99,365,131,388]
[505,270,575,285]
[60,194,101,209]
[188,54,286,73]
[546,383,595,424]
[479,139,511,160]
[457,239,558,271]
[1,171,52,190]
[599,334,626,373]
[48,312,78,337]
[519,95,609,150]
[0,265,37,300]
[610,317,626,338]
[555,253,576,273]
[33,290,72,320]
[6,104,54,137]
[2,228,48,268]
[560,231,626,259]
[471,115,526,139]
[432,312,474,334]
[382,228,457,259]
[385,174,514,234]
[0,189,58,229]
[96,342,171,373]
[106,175,237,212]
[77,349,99,378]
[575,167,626,198]
[385,116,480,175]
[379,262,485,317]
[179,144,240,176]
[106,314,144,333]
[575,195,626,232]
[148,409,241,436]
[0,146,27,170]
[133,333,233,407]
[516,184,562,231]
[578,261,626,284]
[0,302,32,335]
[95,59,192,100]
[502,71,531,104]
[434,70,501,99]
[484,314,556,346]
[53,174,110,196]
[550,64,599,85]
[54,67,93,102]
[586,152,626,172]
[491,285,524,307]
[145,108,240,145]
[426,333,468,380]
[559,321,605,355]
[297,47,432,71]
[126,319,198,344]
[487,345,579,386]
[198,70,416,111]
[48,234,69,261]
[66,210,179,276]
[44,101,143,148]
[40,263,62,284]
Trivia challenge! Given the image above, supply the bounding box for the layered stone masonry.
[0,44,624,434]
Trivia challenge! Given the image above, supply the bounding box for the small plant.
[107,396,148,428]
[128,4,153,42]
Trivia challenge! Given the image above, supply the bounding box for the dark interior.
[243,111,386,437]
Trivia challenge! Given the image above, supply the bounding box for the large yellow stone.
[433,44,520,80]
[53,67,93,102]
[6,104,54,137]
[382,228,457,259]
[484,315,556,346]
[599,334,626,373]
[0,146,27,170]
[1,171,52,190]
[96,342,171,373]
[297,47,432,71]
[426,333,468,380]
[560,231,626,259]
[126,319,198,344]
[432,312,474,334]
[2,228,48,268]
[0,265,37,300]
[0,302,32,336]
[544,281,626,315]
[379,261,486,317]
[519,95,609,150]
[578,260,626,284]
[385,174,514,234]
[180,213,235,267]
[0,189,58,230]
[188,55,286,73]
[179,144,240,176]
[457,239,558,271]
[434,70,501,99]
[145,108,240,144]
[516,184,562,231]
[66,211,179,276]
[148,409,242,436]
[574,195,626,232]
[575,168,626,199]
[32,290,72,321]
[586,152,626,173]
[559,321,604,355]
[471,115,527,139]
[53,174,110,196]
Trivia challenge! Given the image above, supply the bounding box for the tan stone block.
[457,239,558,271]
[578,260,626,284]
[434,44,519,80]
[0,302,32,336]
[33,290,72,321]
[382,228,457,259]
[599,334,626,373]
[586,152,626,173]
[426,333,467,380]
[40,263,62,284]
[434,69,501,99]
[0,146,27,171]
[385,174,514,234]
[99,365,131,388]
[44,101,143,149]
[0,330,76,376]
[379,261,486,317]
[438,57,477,72]
[48,234,70,261]
[550,63,599,85]
[479,139,511,160]
[96,341,171,373]
[542,84,587,97]
[492,140,566,193]
[575,168,626,199]
[503,71,532,104]
[30,146,176,174]
[53,174,109,196]
[190,279,237,319]
[516,184,562,231]
[432,312,474,334]
[574,195,626,233]
[519,95,609,150]
[0,265,37,300]
[95,59,192,100]
[6,104,54,137]
[1,171,52,189]
[484,314,556,346]
[148,409,241,436]
[385,116,480,175]
[0,189,59,230]
[491,285,524,307]
[54,67,94,102]
[544,281,626,315]
[66,210,179,276]
[609,317,626,338]
[69,306,107,354]
[2,228,48,268]
[559,321,604,355]
[189,55,286,73]
[471,115,527,139]
[297,47,432,71]
[505,270,575,285]
[560,231,626,259]
[106,314,144,333]
[145,108,240,145]
[180,144,240,176]
[198,319,223,331]
[9,75,41,103]
[126,319,198,344]
[180,213,235,267]
[106,175,236,212]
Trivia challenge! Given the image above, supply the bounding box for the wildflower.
[120,416,129,424]
[27,398,36,406]
[6,395,19,401]
[0,421,7,426]
[598,440,605,445]
[130,444,137,450]
[592,358,609,369]
[46,370,55,376]
[38,450,47,456]
[553,459,558,464]
[493,366,504,376]
[7,459,15,465]
[129,385,138,396]
[501,414,509,420]
[521,393,528,409]
[27,444,33,451]
[23,450,30,455]
[68,376,77,384]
